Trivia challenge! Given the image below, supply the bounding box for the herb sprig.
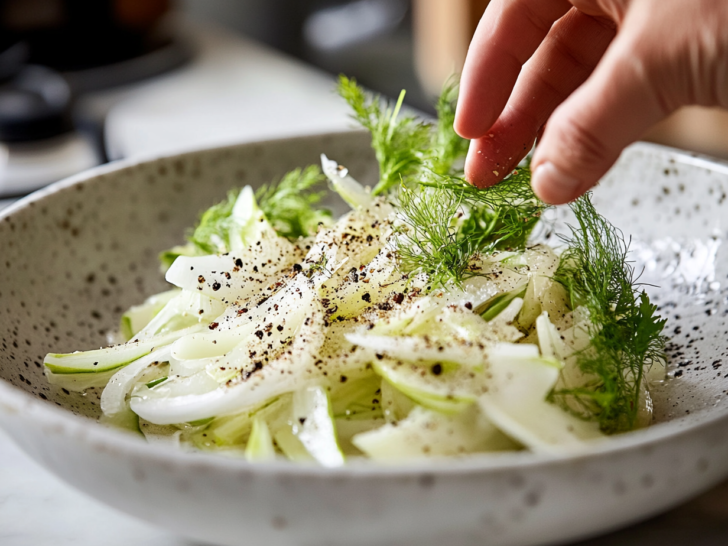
[338,75,432,195]
[158,190,241,269]
[256,166,332,239]
[423,164,547,251]
[427,77,470,175]
[337,76,546,287]
[396,183,473,287]
[397,167,548,287]
[189,190,240,254]
[551,194,667,433]
[159,167,332,269]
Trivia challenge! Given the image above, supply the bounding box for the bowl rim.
[2,132,728,478]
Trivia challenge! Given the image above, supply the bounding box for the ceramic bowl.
[2,132,728,546]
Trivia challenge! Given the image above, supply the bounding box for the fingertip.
[454,108,489,140]
[453,77,503,139]
[452,117,470,140]
[531,162,584,205]
[464,138,501,189]
[465,130,535,189]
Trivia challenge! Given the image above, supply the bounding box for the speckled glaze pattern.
[2,134,728,546]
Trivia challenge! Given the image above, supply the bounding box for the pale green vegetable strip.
[320,251,406,321]
[44,324,204,375]
[372,357,480,415]
[380,378,414,423]
[159,243,203,273]
[479,283,527,321]
[245,416,276,462]
[478,343,604,453]
[353,405,517,461]
[100,407,142,434]
[170,274,315,361]
[46,367,120,392]
[205,412,253,447]
[165,236,298,305]
[191,397,287,449]
[487,297,524,328]
[345,332,488,369]
[321,154,374,209]
[135,290,225,340]
[274,425,316,462]
[130,303,328,424]
[133,368,220,401]
[121,289,179,340]
[292,386,345,467]
[228,186,267,251]
[329,374,382,419]
[536,312,567,361]
[335,418,386,455]
[101,346,172,416]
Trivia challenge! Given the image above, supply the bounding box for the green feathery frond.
[551,193,667,433]
[396,183,474,288]
[337,75,432,195]
[256,166,332,239]
[188,190,240,254]
[396,166,548,287]
[425,164,546,251]
[427,76,469,175]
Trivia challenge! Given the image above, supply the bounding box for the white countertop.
[100,18,355,161]
[0,429,192,546]
[3,18,728,546]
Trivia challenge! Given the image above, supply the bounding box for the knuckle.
[571,0,626,21]
[518,0,558,37]
[615,0,728,110]
[622,52,677,114]
[550,116,613,173]
[607,41,679,115]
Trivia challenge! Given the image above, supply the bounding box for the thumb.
[530,28,670,204]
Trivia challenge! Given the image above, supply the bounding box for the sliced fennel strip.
[101,346,172,416]
[44,324,204,375]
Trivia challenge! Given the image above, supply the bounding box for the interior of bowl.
[0,131,375,419]
[0,132,726,439]
[575,148,728,423]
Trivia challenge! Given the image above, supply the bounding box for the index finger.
[454,0,572,139]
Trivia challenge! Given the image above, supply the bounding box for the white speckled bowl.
[2,133,728,546]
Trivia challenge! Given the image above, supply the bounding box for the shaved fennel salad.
[43,77,667,465]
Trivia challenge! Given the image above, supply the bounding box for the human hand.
[454,0,728,204]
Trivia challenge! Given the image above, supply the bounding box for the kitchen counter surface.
[2,17,728,546]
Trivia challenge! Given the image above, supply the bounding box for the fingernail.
[532,162,581,204]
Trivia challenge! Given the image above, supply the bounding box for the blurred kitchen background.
[0,0,727,205]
